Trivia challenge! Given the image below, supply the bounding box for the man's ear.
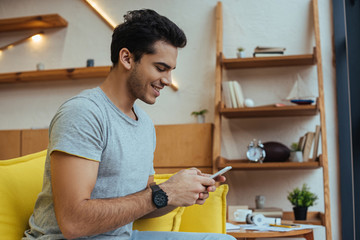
[118,48,132,70]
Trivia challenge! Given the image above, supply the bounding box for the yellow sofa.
[0,150,229,239]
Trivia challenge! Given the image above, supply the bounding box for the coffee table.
[227,228,314,240]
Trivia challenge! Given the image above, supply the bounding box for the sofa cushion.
[133,174,185,232]
[0,150,47,239]
[179,184,229,234]
[132,207,185,232]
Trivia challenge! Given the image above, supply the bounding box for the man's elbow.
[57,216,86,239]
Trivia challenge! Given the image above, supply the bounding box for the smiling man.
[23,9,235,240]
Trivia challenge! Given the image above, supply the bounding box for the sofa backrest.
[0,150,47,239]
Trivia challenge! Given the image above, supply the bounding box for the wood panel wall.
[0,123,213,173]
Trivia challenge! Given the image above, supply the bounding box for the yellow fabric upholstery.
[179,184,229,234]
[0,150,47,240]
[133,174,229,234]
[132,207,185,232]
[0,154,228,237]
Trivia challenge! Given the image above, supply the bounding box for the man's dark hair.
[111,9,187,66]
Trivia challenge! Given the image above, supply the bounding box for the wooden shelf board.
[0,66,178,91]
[217,157,321,170]
[222,52,316,69]
[220,102,319,118]
[0,66,111,83]
[0,14,68,32]
[283,211,324,225]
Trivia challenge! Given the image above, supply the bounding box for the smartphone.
[210,166,232,179]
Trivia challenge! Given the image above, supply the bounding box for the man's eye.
[156,66,166,72]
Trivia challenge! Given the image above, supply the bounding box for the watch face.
[153,192,168,208]
[247,147,264,161]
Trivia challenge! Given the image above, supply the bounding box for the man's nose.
[161,73,172,86]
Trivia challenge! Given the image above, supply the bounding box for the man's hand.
[196,171,227,205]
[159,168,225,207]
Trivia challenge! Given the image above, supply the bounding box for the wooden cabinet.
[213,1,331,239]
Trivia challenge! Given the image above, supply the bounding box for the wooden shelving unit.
[213,1,331,239]
[217,157,321,170]
[0,66,111,83]
[0,14,68,32]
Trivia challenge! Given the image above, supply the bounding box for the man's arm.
[51,151,216,239]
[51,151,157,239]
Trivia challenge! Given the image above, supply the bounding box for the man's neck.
[100,67,137,120]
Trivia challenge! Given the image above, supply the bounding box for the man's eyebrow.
[154,62,176,70]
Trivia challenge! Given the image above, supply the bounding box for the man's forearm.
[141,205,177,219]
[55,187,156,239]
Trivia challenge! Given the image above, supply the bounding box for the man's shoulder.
[52,88,105,126]
[62,87,103,110]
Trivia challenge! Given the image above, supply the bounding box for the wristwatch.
[150,183,168,208]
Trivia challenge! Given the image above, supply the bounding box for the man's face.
[127,41,178,104]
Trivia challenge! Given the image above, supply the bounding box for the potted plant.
[191,109,208,123]
[287,184,318,220]
[289,142,303,162]
[236,47,245,58]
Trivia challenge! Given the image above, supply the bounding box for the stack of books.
[222,81,244,108]
[297,125,321,161]
[253,46,286,57]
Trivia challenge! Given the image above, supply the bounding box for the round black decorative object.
[293,206,308,220]
[263,142,290,162]
[150,183,168,208]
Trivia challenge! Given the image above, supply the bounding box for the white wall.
[0,0,340,239]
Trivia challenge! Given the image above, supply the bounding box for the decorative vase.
[293,206,308,220]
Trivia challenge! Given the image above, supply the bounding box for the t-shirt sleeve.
[48,97,105,162]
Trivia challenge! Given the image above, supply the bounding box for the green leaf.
[287,184,318,207]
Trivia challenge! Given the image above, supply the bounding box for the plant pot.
[293,206,308,220]
[197,115,205,123]
[237,51,245,58]
[289,151,303,162]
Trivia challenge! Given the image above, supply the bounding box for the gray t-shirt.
[24,87,156,239]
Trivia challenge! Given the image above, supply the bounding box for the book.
[232,81,244,107]
[253,46,286,57]
[312,125,321,161]
[228,81,238,108]
[222,81,232,108]
[302,132,315,161]
[251,207,283,218]
[254,46,286,53]
[253,52,285,57]
[298,135,306,152]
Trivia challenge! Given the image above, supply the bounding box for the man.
[24,9,235,240]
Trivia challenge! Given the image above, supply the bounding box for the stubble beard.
[127,66,155,105]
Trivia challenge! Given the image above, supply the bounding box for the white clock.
[246,139,266,163]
